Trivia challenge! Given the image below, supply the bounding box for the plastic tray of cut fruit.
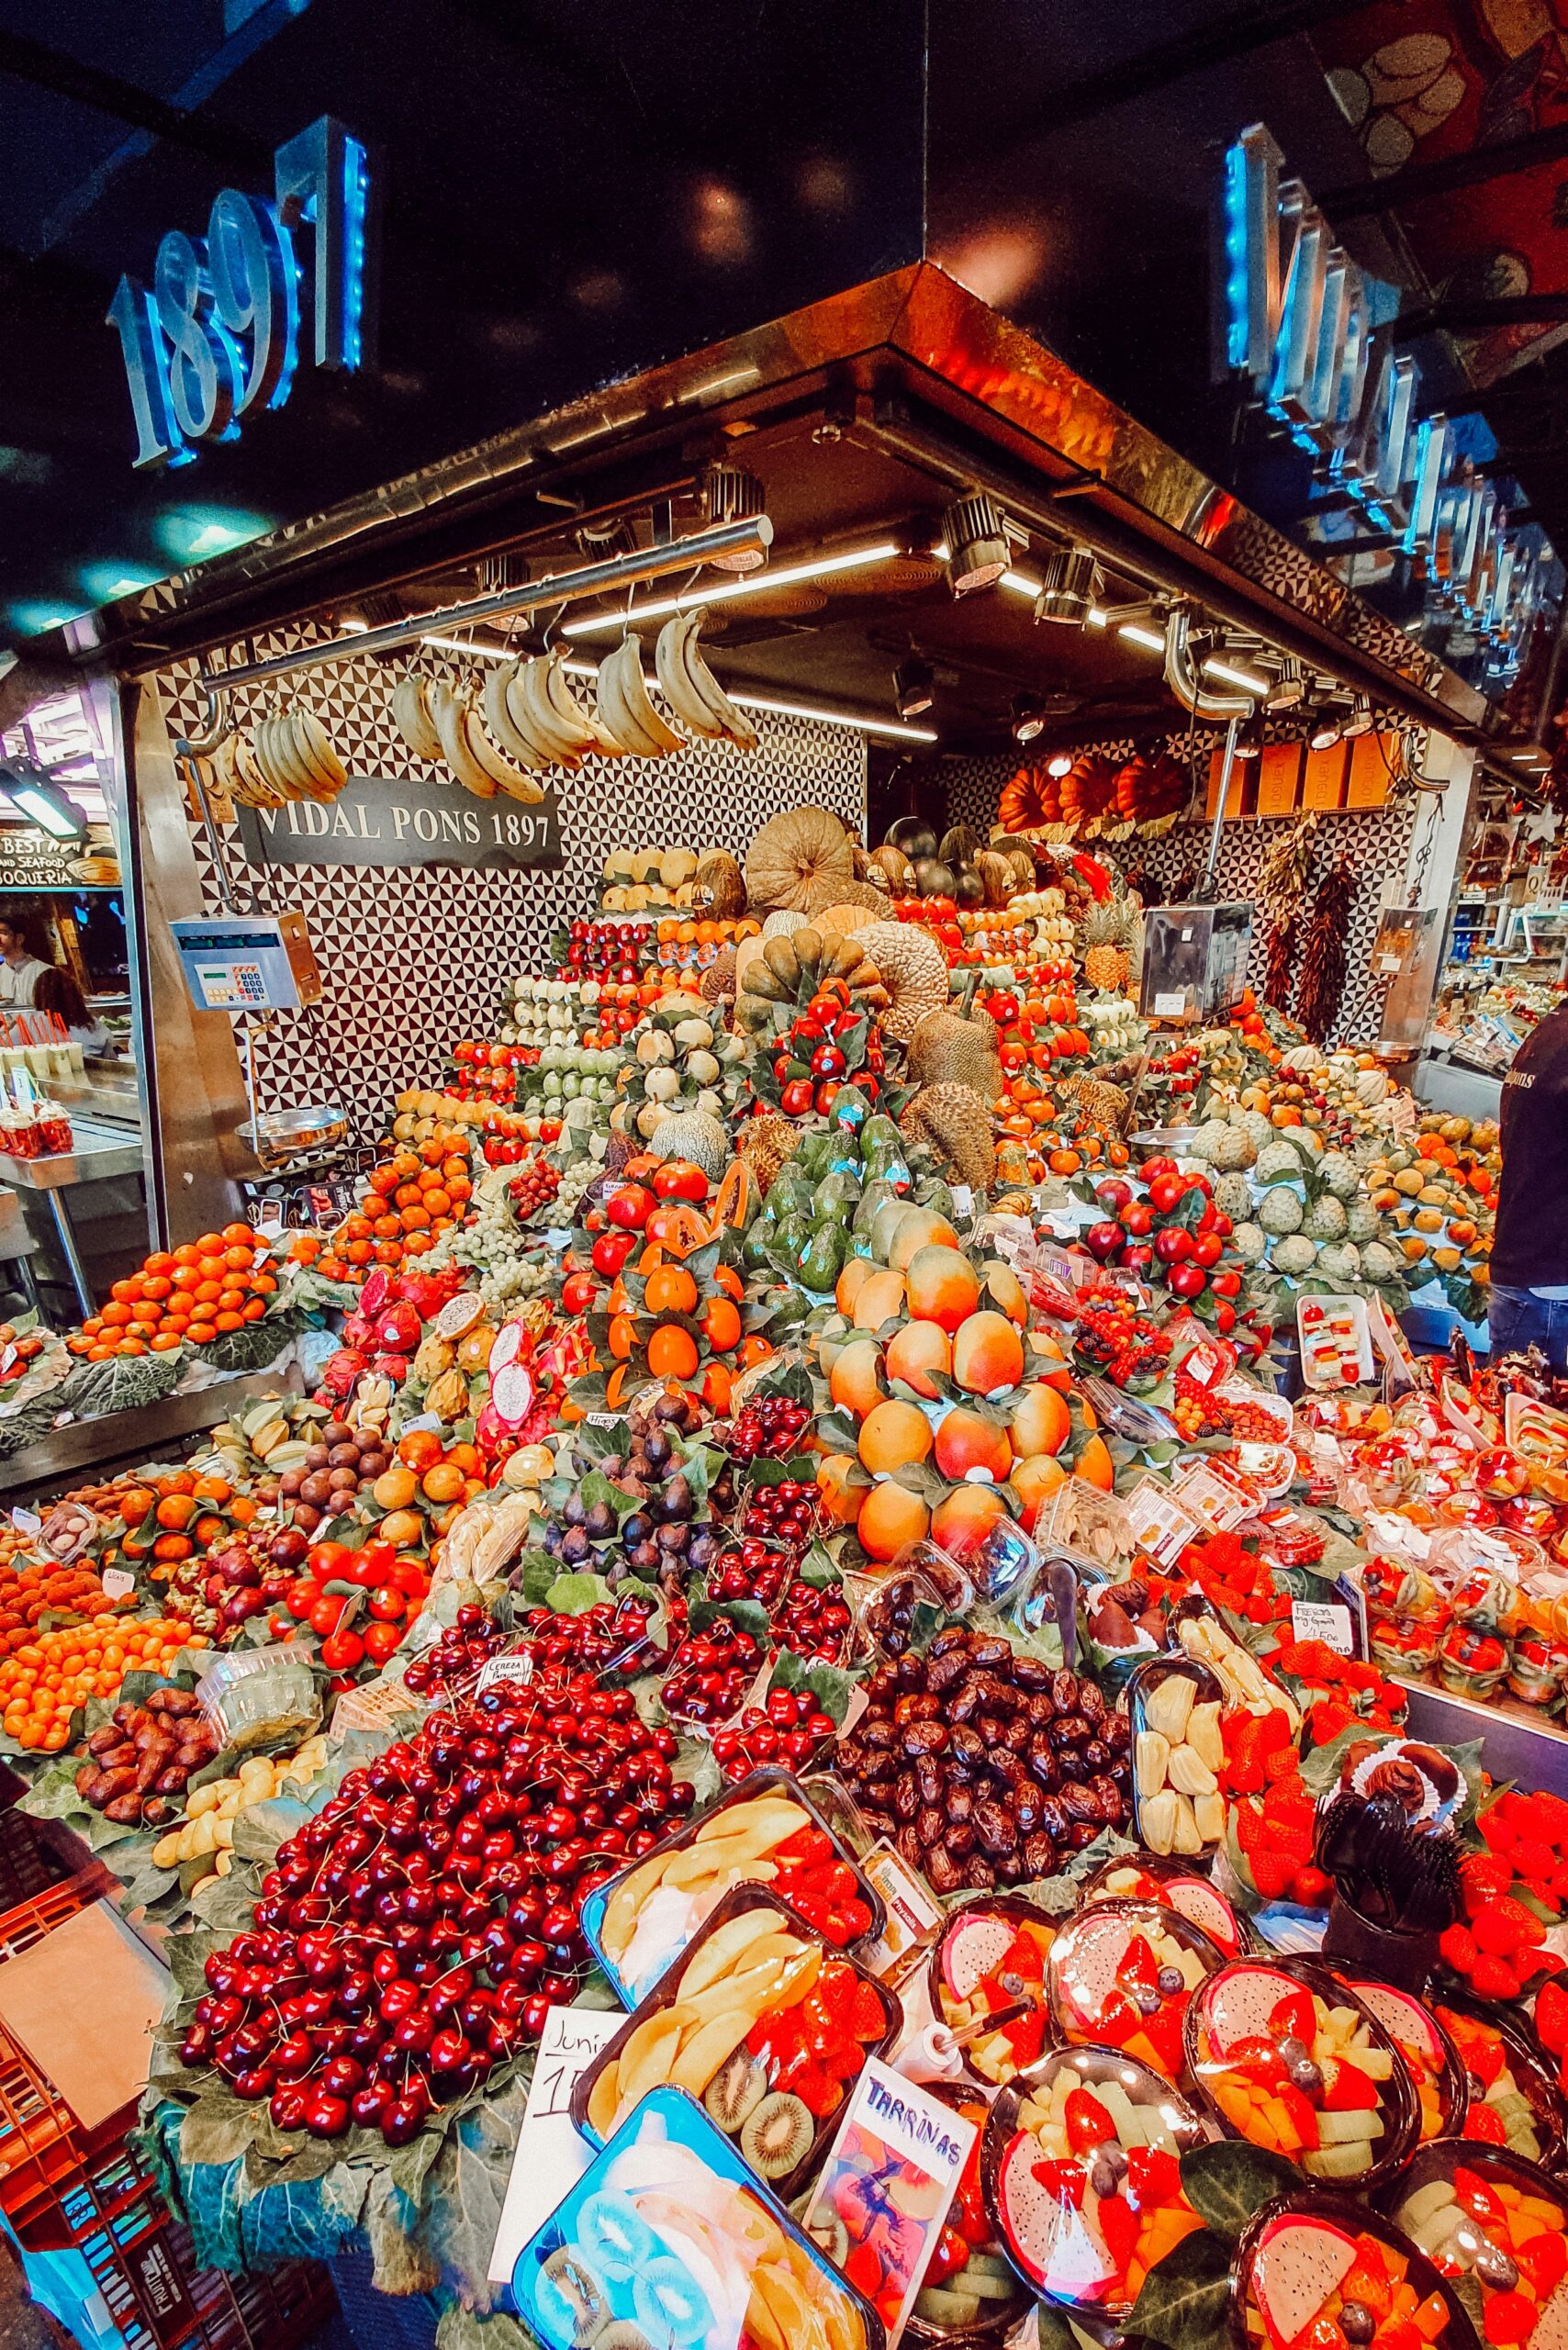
[1232,2193,1484,2350]
[927,1898,1058,2089]
[1185,1958,1420,2190]
[572,1885,902,2201]
[511,2084,885,2350]
[1383,2139,1568,2345]
[1126,1651,1227,1857]
[1081,1852,1249,1958]
[887,2084,1034,2344]
[578,1767,886,2009]
[1431,1992,1567,2175]
[980,2044,1211,2323]
[1044,1897,1224,2082]
[1335,1974,1467,2146]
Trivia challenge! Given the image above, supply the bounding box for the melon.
[941,1913,1017,2004]
[1250,2214,1358,2350]
[1204,1964,1303,2057]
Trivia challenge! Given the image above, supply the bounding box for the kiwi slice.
[537,2249,608,2347]
[913,2288,983,2328]
[739,2089,814,2179]
[596,2327,655,2350]
[805,2207,849,2264]
[703,2050,768,2135]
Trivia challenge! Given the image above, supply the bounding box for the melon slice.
[942,1913,1018,2004]
[1250,2214,1358,2350]
[998,2134,1064,2288]
[1204,1964,1303,2057]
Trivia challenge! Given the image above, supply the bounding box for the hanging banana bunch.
[653,609,758,749]
[498,652,611,768]
[596,634,686,757]
[249,707,348,803]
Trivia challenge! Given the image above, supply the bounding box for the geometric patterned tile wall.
[159,631,865,1137]
[943,743,1417,1047]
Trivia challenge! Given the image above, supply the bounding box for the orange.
[644,1266,698,1317]
[372,1466,419,1510]
[154,1494,196,1529]
[421,1462,466,1504]
[647,1326,699,1382]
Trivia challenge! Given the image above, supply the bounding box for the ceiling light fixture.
[940,490,1012,597]
[562,539,899,635]
[1047,752,1073,778]
[1204,655,1271,696]
[1307,706,1345,752]
[1119,621,1168,655]
[1033,548,1103,628]
[1266,657,1306,711]
[1011,694,1047,744]
[0,763,85,840]
[699,461,768,571]
[1233,713,1265,761]
[894,656,935,721]
[1342,693,1375,738]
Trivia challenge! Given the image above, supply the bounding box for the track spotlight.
[1266,657,1307,711]
[699,461,768,570]
[1047,752,1073,778]
[0,762,84,840]
[1011,694,1046,744]
[894,656,935,721]
[1033,548,1103,628]
[941,490,1012,597]
[1342,693,1375,739]
[1233,713,1265,761]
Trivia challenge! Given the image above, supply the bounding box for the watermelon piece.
[1249,2214,1359,2350]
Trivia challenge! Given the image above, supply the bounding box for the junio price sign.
[106,116,373,469]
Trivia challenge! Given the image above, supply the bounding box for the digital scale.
[1138,902,1253,1024]
[169,913,323,1012]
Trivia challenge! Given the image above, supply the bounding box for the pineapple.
[1081,899,1134,991]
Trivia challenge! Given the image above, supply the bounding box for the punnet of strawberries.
[1439,1790,1568,2003]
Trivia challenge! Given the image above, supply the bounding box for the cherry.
[381,2095,427,2147]
[305,2092,350,2138]
[270,2085,310,2132]
[352,2081,394,2130]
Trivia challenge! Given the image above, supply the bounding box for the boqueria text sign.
[233,771,563,871]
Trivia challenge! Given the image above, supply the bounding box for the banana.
[541,653,608,754]
[516,656,585,765]
[392,675,443,761]
[615,632,687,755]
[271,714,316,800]
[464,703,543,804]
[230,731,279,808]
[596,640,664,758]
[430,680,498,798]
[482,665,550,773]
[655,613,723,739]
[680,608,758,749]
[251,718,297,800]
[291,710,347,800]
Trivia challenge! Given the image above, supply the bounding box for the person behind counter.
[0,910,106,1046]
[1491,996,1568,1367]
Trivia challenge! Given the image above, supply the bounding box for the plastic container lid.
[1046,1897,1225,2083]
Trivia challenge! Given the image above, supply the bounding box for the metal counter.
[0,1120,147,1315]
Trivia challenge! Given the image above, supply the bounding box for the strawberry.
[849,1981,890,2042]
[1249,1848,1295,1898]
[1321,2059,1377,2110]
[1459,1853,1514,1908]
[1065,2087,1116,2152]
[1439,1923,1478,1975]
[1096,2194,1140,2277]
[1270,1820,1316,1866]
[1515,2232,1568,2297]
[1478,1805,1518,1852]
[1469,1953,1521,2002]
[1124,2145,1182,2209]
[1534,1976,1568,2055]
[1291,1865,1330,1906]
[1473,1897,1545,1956]
[1263,1748,1302,1783]
[1511,1836,1555,1884]
[1462,2101,1507,2144]
[1235,1802,1267,1856]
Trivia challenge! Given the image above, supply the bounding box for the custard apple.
[1292,1125,1324,1158]
[1188,1120,1231,1164]
[1316,1241,1361,1281]
[1258,1186,1305,1237]
[1316,1152,1360,1201]
[1346,1198,1381,1244]
[1273,1235,1319,1275]
[1232,1222,1268,1265]
[1256,1138,1311,1184]
[1212,1126,1257,1172]
[1215,1172,1253,1223]
[1303,1195,1348,1243]
[1361,1241,1400,1283]
[1239,1110,1275,1151]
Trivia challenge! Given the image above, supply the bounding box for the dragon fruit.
[1201,1964,1302,2057]
[1250,2214,1357,2349]
[1350,1982,1439,2069]
[997,2134,1067,2288]
[376,1299,422,1355]
[320,1346,367,1397]
[941,1914,1018,2003]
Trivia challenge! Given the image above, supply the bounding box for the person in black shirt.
[1489,1001,1568,1366]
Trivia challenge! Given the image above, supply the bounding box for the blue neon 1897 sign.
[106,116,371,470]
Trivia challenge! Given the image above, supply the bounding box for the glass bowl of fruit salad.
[1046,1898,1225,2083]
[1432,1994,1567,2174]
[1384,2140,1568,2346]
[896,2085,1034,2344]
[1082,1854,1249,1959]
[1233,2194,1483,2350]
[1337,1975,1468,2146]
[929,1898,1058,2089]
[1187,1959,1420,2191]
[981,2044,1210,2323]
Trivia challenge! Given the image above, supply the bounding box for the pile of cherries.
[740,1480,820,1552]
[771,1578,854,1665]
[401,1603,508,1697]
[660,1617,766,1724]
[724,1395,812,1463]
[710,1688,837,1783]
[708,1541,791,1611]
[178,1673,692,2145]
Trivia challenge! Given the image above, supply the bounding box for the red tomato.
[605,1183,654,1230]
[309,1595,351,1637]
[308,1541,353,1580]
[1193,1232,1225,1268]
[286,1578,321,1619]
[320,1628,365,1672]
[368,1584,407,1621]
[392,1558,430,1596]
[363,1620,403,1664]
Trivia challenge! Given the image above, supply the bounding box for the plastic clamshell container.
[1046,1897,1225,2083]
[1231,2190,1482,2350]
[846,1550,974,1664]
[1185,1957,1420,2193]
[1124,1652,1227,1859]
[571,1884,902,2201]
[1429,1990,1568,2176]
[511,2083,885,2350]
[1336,1975,1468,2145]
[1081,1852,1249,1959]
[981,2043,1210,2322]
[1380,2138,1568,2341]
[927,1896,1059,2088]
[898,2080,1034,2346]
[577,1765,886,2009]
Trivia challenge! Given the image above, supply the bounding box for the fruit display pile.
[12,791,1568,2350]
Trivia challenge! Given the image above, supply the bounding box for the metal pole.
[1204,714,1242,893]
[205,514,774,693]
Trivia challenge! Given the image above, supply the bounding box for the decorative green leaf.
[1126,2222,1233,2350]
[546,1572,614,1617]
[578,1472,639,1525]
[1179,2141,1298,2240]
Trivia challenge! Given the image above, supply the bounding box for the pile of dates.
[833,1628,1130,1895]
[75,1688,218,1824]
